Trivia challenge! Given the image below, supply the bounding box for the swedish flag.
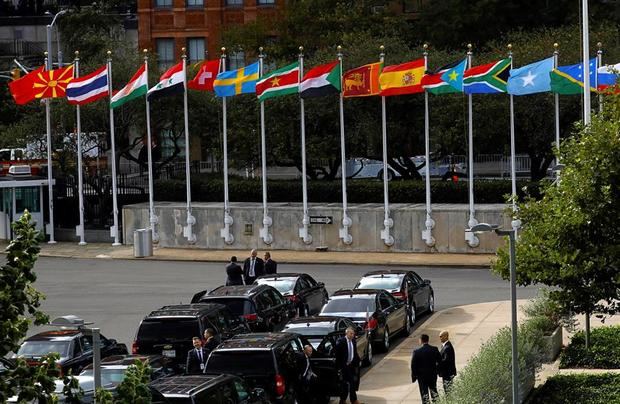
[213,62,259,97]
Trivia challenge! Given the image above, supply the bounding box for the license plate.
[162,349,176,358]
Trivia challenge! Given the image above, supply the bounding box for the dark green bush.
[560,325,620,369]
[527,373,620,404]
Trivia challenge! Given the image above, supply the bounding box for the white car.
[346,156,465,180]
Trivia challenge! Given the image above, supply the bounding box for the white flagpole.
[298,46,312,244]
[597,42,603,113]
[379,45,394,247]
[553,43,561,176]
[465,44,479,248]
[258,47,273,245]
[582,0,591,125]
[507,45,521,234]
[181,48,196,244]
[219,47,233,244]
[44,52,56,243]
[422,43,435,248]
[337,45,352,245]
[144,49,158,243]
[74,52,86,245]
[107,51,121,246]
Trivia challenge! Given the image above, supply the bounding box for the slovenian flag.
[147,61,185,101]
[66,65,109,105]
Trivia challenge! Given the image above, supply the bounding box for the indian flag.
[110,65,148,109]
[256,61,300,102]
[300,60,341,98]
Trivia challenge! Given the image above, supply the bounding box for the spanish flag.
[342,62,382,98]
[379,58,425,96]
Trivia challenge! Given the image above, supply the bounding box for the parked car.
[319,289,409,352]
[14,329,127,376]
[205,333,307,404]
[345,156,465,181]
[254,273,329,316]
[0,357,15,375]
[192,285,296,332]
[132,304,249,371]
[283,316,372,367]
[150,374,267,404]
[53,354,174,402]
[354,269,434,325]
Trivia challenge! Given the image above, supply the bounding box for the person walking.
[335,327,361,404]
[296,345,318,403]
[411,334,441,404]
[243,249,264,285]
[226,256,243,286]
[438,330,457,393]
[264,251,278,274]
[185,337,208,374]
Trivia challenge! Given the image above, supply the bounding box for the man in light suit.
[439,330,457,393]
[243,249,264,285]
[185,337,208,374]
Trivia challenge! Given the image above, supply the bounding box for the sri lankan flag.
[463,58,511,94]
[256,61,299,102]
[33,65,74,99]
[342,62,381,97]
[379,58,425,96]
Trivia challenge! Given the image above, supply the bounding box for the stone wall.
[122,202,510,253]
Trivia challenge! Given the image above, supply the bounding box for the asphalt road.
[29,257,540,347]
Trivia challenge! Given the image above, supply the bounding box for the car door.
[379,292,401,333]
[269,289,293,330]
[302,275,324,314]
[254,293,274,331]
[308,333,341,395]
[409,273,425,310]
[294,276,313,314]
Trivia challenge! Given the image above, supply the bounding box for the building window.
[187,38,205,64]
[226,0,243,6]
[227,51,245,71]
[186,0,203,8]
[155,0,172,8]
[156,38,175,70]
[257,0,275,4]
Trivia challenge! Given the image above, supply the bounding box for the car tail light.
[287,295,299,303]
[131,341,139,354]
[243,313,258,322]
[275,374,285,397]
[365,318,378,331]
[392,291,405,300]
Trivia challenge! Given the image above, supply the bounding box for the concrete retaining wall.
[123,202,510,253]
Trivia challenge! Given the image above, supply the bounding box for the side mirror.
[424,279,432,285]
[108,339,117,345]
[250,387,266,400]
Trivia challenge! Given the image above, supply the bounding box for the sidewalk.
[24,242,494,267]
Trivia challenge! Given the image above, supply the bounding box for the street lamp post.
[468,222,519,403]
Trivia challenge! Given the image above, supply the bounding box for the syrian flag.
[147,61,185,100]
[66,65,109,105]
[300,60,341,98]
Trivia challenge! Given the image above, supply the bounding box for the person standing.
[411,334,441,404]
[226,256,244,286]
[243,249,264,285]
[203,328,220,355]
[185,337,208,374]
[438,330,456,393]
[264,251,278,274]
[335,327,361,404]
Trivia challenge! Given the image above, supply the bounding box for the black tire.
[377,326,390,353]
[362,341,373,367]
[427,294,435,314]
[402,311,412,336]
[377,169,394,181]
[409,304,417,326]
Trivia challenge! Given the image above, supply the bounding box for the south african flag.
[463,58,511,94]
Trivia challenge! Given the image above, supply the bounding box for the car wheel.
[409,304,417,326]
[428,294,435,313]
[362,342,373,367]
[377,169,394,181]
[380,327,390,352]
[403,312,412,336]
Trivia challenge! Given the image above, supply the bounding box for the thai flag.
[66,65,109,105]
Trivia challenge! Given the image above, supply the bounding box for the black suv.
[133,304,249,371]
[191,285,296,332]
[150,374,267,404]
[15,329,127,376]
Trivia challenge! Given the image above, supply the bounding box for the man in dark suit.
[226,256,244,286]
[202,328,220,355]
[439,330,457,393]
[243,249,264,285]
[185,337,208,374]
[411,333,441,404]
[296,345,318,404]
[335,327,361,404]
[264,251,277,274]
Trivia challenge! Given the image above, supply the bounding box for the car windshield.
[17,340,71,359]
[356,276,402,290]
[321,297,375,314]
[255,278,296,294]
[201,298,254,316]
[207,351,274,375]
[80,368,127,385]
[283,324,332,337]
[137,319,200,342]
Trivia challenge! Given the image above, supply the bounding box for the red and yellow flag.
[342,62,381,98]
[8,66,45,105]
[33,65,74,99]
[379,58,425,96]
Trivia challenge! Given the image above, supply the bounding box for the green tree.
[492,92,620,347]
[114,360,152,404]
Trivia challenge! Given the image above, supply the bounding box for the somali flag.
[507,57,554,96]
[213,62,259,97]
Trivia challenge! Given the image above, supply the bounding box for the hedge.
[560,325,620,369]
[527,373,620,404]
[153,178,542,204]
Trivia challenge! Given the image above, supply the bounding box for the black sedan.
[254,273,329,316]
[283,316,372,367]
[319,289,410,352]
[355,269,434,325]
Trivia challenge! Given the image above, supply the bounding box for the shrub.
[527,373,620,404]
[560,325,620,369]
[521,290,575,335]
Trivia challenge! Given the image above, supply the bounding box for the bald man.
[439,330,456,393]
[243,249,264,285]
